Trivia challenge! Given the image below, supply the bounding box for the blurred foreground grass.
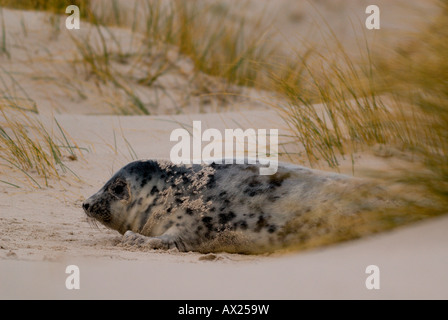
[270,2,448,249]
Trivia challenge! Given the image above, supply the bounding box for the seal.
[82,159,382,253]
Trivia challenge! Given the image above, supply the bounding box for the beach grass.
[268,2,448,239]
[0,70,82,188]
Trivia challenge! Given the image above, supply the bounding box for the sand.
[1,1,447,300]
[2,215,448,299]
[1,110,447,299]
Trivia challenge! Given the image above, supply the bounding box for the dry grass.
[90,1,276,88]
[0,70,82,188]
[57,1,278,115]
[0,7,9,58]
[0,0,90,18]
[268,6,446,169]
[268,2,448,238]
[0,108,82,188]
[159,1,276,87]
[375,5,448,202]
[272,39,399,168]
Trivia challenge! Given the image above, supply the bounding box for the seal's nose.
[82,202,90,212]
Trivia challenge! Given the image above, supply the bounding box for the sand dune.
[1,1,447,299]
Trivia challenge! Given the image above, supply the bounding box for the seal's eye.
[109,180,130,201]
[112,184,124,195]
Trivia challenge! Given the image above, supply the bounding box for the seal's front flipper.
[121,231,186,251]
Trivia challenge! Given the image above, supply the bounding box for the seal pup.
[82,159,382,253]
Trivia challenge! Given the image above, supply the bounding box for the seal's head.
[82,160,162,234]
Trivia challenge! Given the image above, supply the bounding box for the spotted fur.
[83,159,378,253]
